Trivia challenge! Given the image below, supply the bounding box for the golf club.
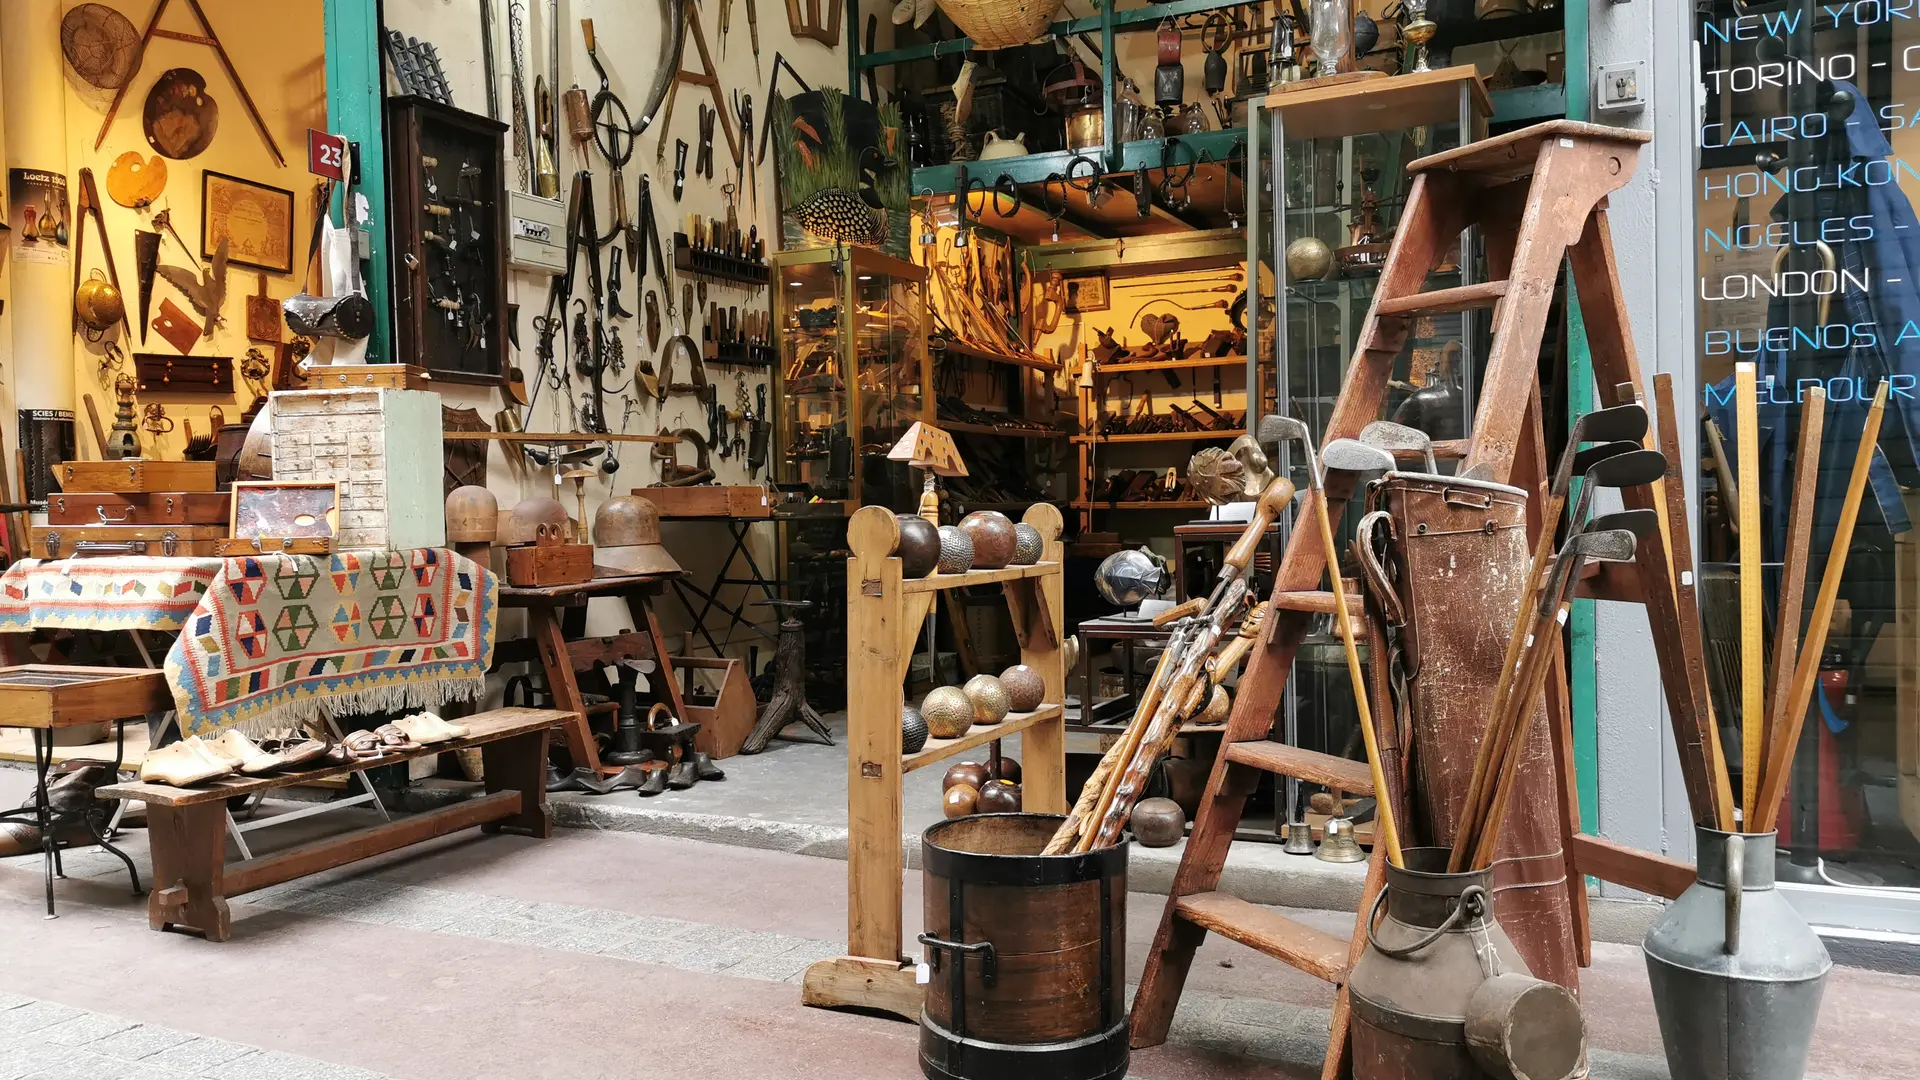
[1358,420,1437,474]
[1320,437,1399,477]
[1458,511,1655,869]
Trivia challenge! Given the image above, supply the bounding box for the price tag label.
[915,963,931,985]
[309,129,350,182]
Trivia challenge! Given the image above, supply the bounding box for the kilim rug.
[167,549,497,737]
[0,557,220,632]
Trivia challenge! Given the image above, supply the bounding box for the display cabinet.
[771,245,930,511]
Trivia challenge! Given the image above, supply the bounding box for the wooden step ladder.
[1127,121,1697,1079]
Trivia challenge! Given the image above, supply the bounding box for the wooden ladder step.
[1224,741,1374,794]
[1270,588,1361,615]
[1375,280,1508,318]
[1174,892,1352,983]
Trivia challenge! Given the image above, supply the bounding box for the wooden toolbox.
[48,491,229,526]
[636,485,773,519]
[56,460,218,494]
[213,536,333,556]
[30,524,227,559]
[506,543,594,587]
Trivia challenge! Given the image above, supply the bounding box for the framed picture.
[1063,274,1109,314]
[201,171,294,274]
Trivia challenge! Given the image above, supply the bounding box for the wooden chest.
[30,524,227,559]
[47,491,229,526]
[506,543,594,587]
[56,460,217,494]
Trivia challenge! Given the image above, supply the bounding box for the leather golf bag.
[1355,471,1578,991]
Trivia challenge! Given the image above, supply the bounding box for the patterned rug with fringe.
[167,548,497,737]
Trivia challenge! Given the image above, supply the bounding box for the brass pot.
[75,271,124,332]
[1064,105,1104,150]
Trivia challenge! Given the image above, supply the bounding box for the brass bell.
[1316,817,1367,863]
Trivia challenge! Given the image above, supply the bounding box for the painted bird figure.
[153,236,228,338]
[790,148,892,246]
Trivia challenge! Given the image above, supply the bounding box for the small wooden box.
[0,665,173,728]
[635,485,773,519]
[48,491,229,526]
[31,524,227,559]
[506,543,594,587]
[56,460,218,494]
[298,363,432,391]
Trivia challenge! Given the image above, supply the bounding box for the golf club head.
[1358,420,1437,473]
[1321,438,1398,476]
[1568,449,1669,527]
[1570,402,1651,448]
[1257,413,1312,449]
[1540,522,1647,614]
[1586,507,1660,541]
[1569,440,1641,478]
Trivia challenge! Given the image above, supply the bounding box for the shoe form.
[637,766,669,796]
[667,759,698,789]
[691,752,725,782]
[140,740,232,787]
[546,766,608,794]
[394,712,468,744]
[212,730,274,772]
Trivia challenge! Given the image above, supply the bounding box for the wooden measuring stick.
[1764,387,1825,773]
[1755,382,1886,832]
[1735,362,1763,823]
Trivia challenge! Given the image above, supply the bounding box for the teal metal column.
[325,0,393,362]
[1563,0,1600,830]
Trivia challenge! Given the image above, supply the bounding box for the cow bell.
[1154,24,1185,106]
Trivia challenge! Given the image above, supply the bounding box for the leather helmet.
[592,495,682,576]
[445,485,499,543]
[501,497,571,546]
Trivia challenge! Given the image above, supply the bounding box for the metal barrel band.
[1366,884,1489,960]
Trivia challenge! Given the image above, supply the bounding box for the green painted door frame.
[324,0,393,362]
[1562,0,1601,831]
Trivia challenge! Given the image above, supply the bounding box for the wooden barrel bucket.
[919,813,1129,1080]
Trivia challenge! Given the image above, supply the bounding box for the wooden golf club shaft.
[1470,596,1572,869]
[1755,383,1886,832]
[1045,645,1177,854]
[1454,569,1565,870]
[1735,362,1764,823]
[1453,482,1570,871]
[1764,387,1825,773]
[1311,479,1403,868]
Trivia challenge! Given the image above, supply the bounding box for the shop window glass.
[1695,1,1920,887]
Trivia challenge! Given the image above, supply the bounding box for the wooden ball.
[959,511,1017,570]
[962,674,1011,726]
[943,783,979,819]
[990,756,1021,784]
[976,779,1022,814]
[1011,523,1044,565]
[896,514,941,578]
[901,706,929,755]
[936,526,975,574]
[922,686,974,739]
[944,761,988,791]
[998,664,1045,712]
[1131,797,1186,847]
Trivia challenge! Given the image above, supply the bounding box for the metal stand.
[667,517,783,656]
[740,599,833,752]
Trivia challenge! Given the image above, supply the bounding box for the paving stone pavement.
[0,994,390,1080]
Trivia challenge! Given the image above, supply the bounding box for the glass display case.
[771,245,930,511]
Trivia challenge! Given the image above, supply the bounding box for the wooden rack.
[801,502,1067,1020]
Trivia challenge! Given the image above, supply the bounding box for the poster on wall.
[202,171,294,274]
[8,169,71,266]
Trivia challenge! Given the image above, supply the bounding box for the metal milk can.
[1349,848,1586,1080]
[1643,828,1831,1080]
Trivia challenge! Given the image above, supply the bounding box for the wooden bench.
[98,707,571,942]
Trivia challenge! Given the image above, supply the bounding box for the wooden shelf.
[942,419,1070,439]
[1264,66,1492,143]
[1073,500,1212,511]
[903,560,1061,593]
[1073,430,1239,444]
[903,705,1065,772]
[1095,355,1251,376]
[444,431,680,444]
[937,338,1063,373]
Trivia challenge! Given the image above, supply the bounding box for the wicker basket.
[940,0,1060,49]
